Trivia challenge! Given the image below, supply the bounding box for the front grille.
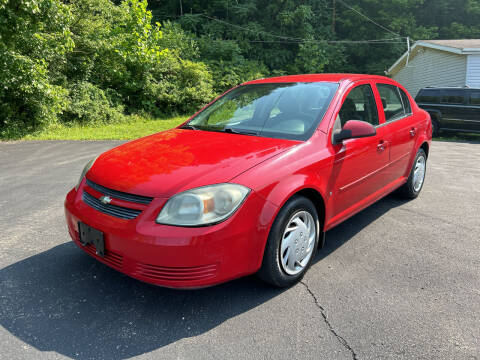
[86,179,153,204]
[82,192,142,220]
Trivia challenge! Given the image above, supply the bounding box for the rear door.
[376,83,417,181]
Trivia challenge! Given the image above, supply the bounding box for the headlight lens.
[156,184,250,226]
[75,157,96,190]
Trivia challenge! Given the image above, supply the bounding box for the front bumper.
[64,182,277,289]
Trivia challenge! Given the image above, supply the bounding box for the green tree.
[0,0,73,137]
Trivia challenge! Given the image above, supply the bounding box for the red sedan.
[65,74,431,288]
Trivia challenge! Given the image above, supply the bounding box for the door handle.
[409,128,416,137]
[377,141,387,152]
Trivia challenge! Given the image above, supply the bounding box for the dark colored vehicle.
[415,87,480,136]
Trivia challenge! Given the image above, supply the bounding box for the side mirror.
[333,120,376,144]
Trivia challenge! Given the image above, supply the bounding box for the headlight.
[75,157,97,190]
[156,184,250,226]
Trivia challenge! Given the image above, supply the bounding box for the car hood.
[87,129,299,197]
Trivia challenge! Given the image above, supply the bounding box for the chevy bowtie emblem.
[99,196,112,204]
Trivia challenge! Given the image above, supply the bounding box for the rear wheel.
[258,196,319,287]
[396,148,427,199]
[431,116,440,137]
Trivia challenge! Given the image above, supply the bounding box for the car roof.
[419,87,480,91]
[243,73,393,85]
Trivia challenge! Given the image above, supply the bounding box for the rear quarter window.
[469,91,480,106]
[399,89,412,114]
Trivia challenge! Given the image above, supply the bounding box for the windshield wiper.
[180,124,200,130]
[223,128,259,136]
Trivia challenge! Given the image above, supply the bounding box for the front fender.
[232,140,332,270]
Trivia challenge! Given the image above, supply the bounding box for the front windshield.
[183,82,339,141]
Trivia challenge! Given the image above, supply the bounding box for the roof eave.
[387,41,480,75]
[387,42,421,75]
[418,42,463,54]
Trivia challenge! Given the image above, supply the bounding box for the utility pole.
[179,0,183,16]
[332,0,336,34]
[406,36,411,66]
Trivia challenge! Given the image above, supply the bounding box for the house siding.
[392,48,467,97]
[466,55,480,88]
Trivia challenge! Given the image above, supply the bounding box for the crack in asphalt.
[300,280,358,360]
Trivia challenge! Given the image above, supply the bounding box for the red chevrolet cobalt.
[65,74,431,288]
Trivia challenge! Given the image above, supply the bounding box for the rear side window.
[416,89,440,103]
[377,84,405,122]
[441,89,465,104]
[399,88,412,114]
[470,92,480,105]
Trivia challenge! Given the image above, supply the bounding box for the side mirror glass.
[333,120,376,144]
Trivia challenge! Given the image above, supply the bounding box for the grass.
[8,115,480,142]
[19,115,188,141]
[433,132,480,143]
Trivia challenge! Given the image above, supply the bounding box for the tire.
[396,148,427,199]
[431,117,440,137]
[258,196,320,287]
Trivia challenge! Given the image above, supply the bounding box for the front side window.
[184,82,339,141]
[377,84,405,122]
[338,84,379,127]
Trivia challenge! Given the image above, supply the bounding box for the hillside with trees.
[1,0,479,138]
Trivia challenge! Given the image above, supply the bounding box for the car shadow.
[318,194,408,263]
[0,195,408,360]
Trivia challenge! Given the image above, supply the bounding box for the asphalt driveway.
[0,140,479,360]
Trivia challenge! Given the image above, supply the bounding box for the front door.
[329,83,390,221]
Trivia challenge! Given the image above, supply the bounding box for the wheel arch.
[274,186,327,250]
[293,188,326,233]
[420,141,429,158]
[255,185,328,277]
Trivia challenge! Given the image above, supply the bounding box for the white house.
[387,39,480,97]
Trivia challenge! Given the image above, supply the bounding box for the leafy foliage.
[0,0,73,137]
[1,0,480,138]
[63,81,125,124]
[0,0,213,138]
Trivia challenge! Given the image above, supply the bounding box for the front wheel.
[258,196,319,287]
[396,148,427,199]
